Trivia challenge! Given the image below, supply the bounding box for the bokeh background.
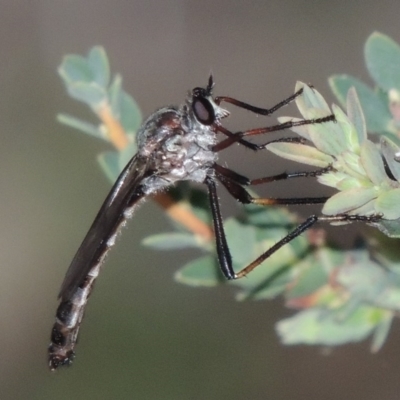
[2,1,400,399]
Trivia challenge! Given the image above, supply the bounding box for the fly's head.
[189,75,230,126]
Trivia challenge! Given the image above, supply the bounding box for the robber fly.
[49,76,340,370]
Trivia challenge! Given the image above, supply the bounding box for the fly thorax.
[138,106,218,195]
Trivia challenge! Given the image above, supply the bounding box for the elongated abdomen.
[48,165,146,370]
[49,259,102,370]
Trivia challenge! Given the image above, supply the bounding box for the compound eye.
[192,97,215,125]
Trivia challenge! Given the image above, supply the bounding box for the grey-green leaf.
[276,307,376,346]
[120,91,142,134]
[97,150,120,183]
[375,189,400,220]
[57,113,105,140]
[346,87,367,146]
[109,75,123,118]
[67,82,106,108]
[370,218,400,238]
[295,82,330,113]
[266,142,333,168]
[365,32,400,92]
[175,256,221,287]
[322,187,378,215]
[329,75,392,133]
[142,232,203,250]
[109,75,142,135]
[58,54,92,84]
[360,140,387,185]
[371,313,393,352]
[87,46,110,88]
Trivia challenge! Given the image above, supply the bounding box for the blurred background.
[1,1,400,399]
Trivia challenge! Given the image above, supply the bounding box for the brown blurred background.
[1,1,400,399]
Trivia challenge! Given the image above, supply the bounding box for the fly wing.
[59,154,150,301]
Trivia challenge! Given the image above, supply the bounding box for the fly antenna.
[207,73,214,95]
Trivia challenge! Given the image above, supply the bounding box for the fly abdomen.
[49,261,101,371]
[49,320,76,370]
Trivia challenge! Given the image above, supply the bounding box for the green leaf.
[231,234,309,292]
[244,204,296,226]
[334,151,366,181]
[276,307,377,346]
[177,206,310,294]
[332,104,360,153]
[58,54,93,84]
[375,189,400,219]
[369,218,400,238]
[322,187,378,215]
[57,113,105,140]
[174,256,221,287]
[108,75,122,116]
[318,170,355,190]
[360,140,387,185]
[87,46,110,88]
[302,109,348,157]
[365,32,400,92]
[335,253,400,341]
[120,91,142,134]
[346,87,367,147]
[348,199,376,216]
[295,82,330,114]
[293,83,349,156]
[329,75,392,133]
[278,246,400,349]
[118,141,138,170]
[277,117,311,141]
[372,275,400,311]
[67,82,106,108]
[336,255,388,300]
[266,142,333,168]
[239,266,293,301]
[371,312,393,352]
[142,232,204,250]
[109,75,142,135]
[97,151,120,183]
[286,251,335,300]
[224,218,257,267]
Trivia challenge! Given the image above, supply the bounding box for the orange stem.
[153,192,213,241]
[97,103,129,150]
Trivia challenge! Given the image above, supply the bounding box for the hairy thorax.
[137,105,218,194]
